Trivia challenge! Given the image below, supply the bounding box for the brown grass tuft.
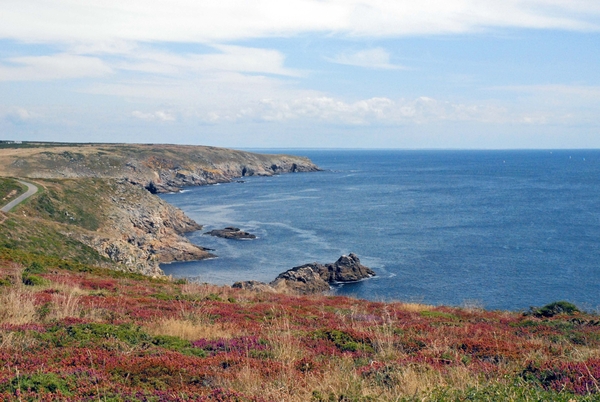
[0,286,37,325]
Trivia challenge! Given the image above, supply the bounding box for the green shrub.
[22,274,48,286]
[528,301,581,318]
[24,261,46,274]
[152,335,206,357]
[313,329,373,353]
[0,373,73,396]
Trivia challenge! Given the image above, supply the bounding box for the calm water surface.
[160,150,600,311]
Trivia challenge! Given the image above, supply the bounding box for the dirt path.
[0,180,38,213]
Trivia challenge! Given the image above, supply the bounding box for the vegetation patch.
[313,329,374,353]
[0,251,598,400]
[0,178,24,204]
[527,301,581,318]
[0,372,74,396]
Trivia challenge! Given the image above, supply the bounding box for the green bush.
[24,261,46,274]
[0,373,73,396]
[528,301,581,318]
[313,329,373,353]
[152,335,206,357]
[22,274,48,286]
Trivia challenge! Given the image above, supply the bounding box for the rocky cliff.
[0,143,320,276]
[233,254,376,295]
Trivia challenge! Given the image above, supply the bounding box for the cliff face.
[83,180,214,277]
[0,143,320,277]
[0,143,320,193]
[17,178,213,277]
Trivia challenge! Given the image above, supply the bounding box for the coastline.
[0,142,321,277]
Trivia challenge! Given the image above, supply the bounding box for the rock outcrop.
[87,181,216,276]
[231,280,276,293]
[205,227,256,240]
[233,253,375,295]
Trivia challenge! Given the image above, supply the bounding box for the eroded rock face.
[234,254,375,295]
[71,180,214,277]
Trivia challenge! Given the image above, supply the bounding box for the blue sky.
[1,1,599,149]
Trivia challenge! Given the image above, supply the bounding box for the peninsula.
[0,142,319,276]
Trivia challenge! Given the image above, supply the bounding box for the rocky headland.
[0,143,320,193]
[0,142,319,276]
[233,253,376,295]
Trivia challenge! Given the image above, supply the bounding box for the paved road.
[0,180,38,213]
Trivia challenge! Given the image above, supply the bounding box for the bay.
[160,150,600,311]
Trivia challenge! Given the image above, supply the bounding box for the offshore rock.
[267,254,375,295]
[205,227,256,240]
[317,253,376,283]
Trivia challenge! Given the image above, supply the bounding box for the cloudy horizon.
[1,1,599,149]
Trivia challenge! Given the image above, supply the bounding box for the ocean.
[160,150,600,311]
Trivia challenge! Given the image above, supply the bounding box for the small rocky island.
[205,227,257,240]
[233,253,375,295]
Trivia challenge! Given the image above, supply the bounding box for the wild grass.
[0,285,37,325]
[0,250,598,400]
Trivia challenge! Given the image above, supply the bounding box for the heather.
[1,251,599,401]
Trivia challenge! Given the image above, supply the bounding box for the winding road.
[1,180,38,213]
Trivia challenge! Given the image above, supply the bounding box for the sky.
[1,1,599,149]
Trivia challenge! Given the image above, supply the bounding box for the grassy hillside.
[0,178,24,206]
[0,250,598,401]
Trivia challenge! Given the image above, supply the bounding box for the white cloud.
[0,54,112,81]
[327,48,406,70]
[1,107,39,124]
[131,110,176,121]
[185,95,508,125]
[113,45,301,77]
[0,1,598,45]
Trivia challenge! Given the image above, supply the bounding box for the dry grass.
[181,281,240,301]
[395,302,435,313]
[225,355,481,402]
[0,329,37,351]
[266,314,304,365]
[145,299,242,340]
[48,290,82,320]
[0,285,36,325]
[145,317,239,341]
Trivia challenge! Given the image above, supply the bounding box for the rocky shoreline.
[0,143,320,276]
[233,253,376,295]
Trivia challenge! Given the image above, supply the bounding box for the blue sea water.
[160,150,600,311]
